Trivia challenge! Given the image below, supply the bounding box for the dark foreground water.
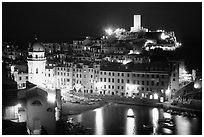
[66,103,202,135]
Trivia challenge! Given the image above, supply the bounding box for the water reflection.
[125,109,136,135]
[94,108,104,135]
[76,114,82,123]
[175,116,191,135]
[152,108,159,134]
[66,104,201,135]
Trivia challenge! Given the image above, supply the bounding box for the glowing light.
[47,93,56,103]
[16,103,22,108]
[160,97,164,102]
[122,60,131,65]
[153,93,158,99]
[105,28,113,35]
[194,82,201,89]
[150,95,153,99]
[160,33,169,40]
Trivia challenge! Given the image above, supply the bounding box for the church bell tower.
[27,38,46,87]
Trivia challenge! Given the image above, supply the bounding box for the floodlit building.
[130,15,141,32]
[27,40,46,87]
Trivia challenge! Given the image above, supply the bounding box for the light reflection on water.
[175,116,191,135]
[67,104,201,135]
[152,108,159,134]
[94,108,104,135]
[125,109,136,135]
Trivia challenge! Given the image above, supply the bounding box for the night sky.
[2,2,202,70]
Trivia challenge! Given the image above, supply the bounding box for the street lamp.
[105,28,113,36]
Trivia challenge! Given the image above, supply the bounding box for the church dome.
[31,42,45,52]
[29,37,45,52]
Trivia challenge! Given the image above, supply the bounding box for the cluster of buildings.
[2,15,196,135]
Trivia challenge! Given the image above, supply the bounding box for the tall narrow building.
[130,15,141,32]
[27,39,46,87]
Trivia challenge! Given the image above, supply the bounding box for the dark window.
[112,85,114,89]
[32,100,42,106]
[121,79,124,83]
[173,78,176,81]
[142,74,144,77]
[127,73,130,77]
[118,79,120,83]
[127,79,130,83]
[147,74,149,78]
[121,86,124,89]
[108,78,111,82]
[109,72,111,76]
[151,81,154,86]
[118,73,120,76]
[152,75,154,78]
[100,78,102,82]
[147,81,149,85]
[142,81,144,85]
[122,73,124,76]
[118,86,120,89]
[137,74,140,77]
[112,78,114,83]
[19,76,22,80]
[104,78,106,82]
[47,108,53,112]
[36,68,38,74]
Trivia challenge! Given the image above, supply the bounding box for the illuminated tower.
[27,38,46,87]
[130,15,141,32]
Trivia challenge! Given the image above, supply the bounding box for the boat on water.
[158,118,174,124]
[143,124,154,131]
[161,123,176,130]
[127,115,135,118]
